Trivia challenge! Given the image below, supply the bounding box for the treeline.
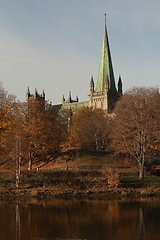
[0,83,64,170]
[0,83,160,181]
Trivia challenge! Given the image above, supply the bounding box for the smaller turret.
[76,95,79,102]
[62,95,65,103]
[69,91,72,103]
[62,92,79,104]
[156,85,159,94]
[26,86,31,100]
[42,89,45,99]
[34,88,38,98]
[90,75,94,93]
[118,75,122,95]
[26,87,45,101]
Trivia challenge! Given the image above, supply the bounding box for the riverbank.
[0,169,160,200]
[1,184,160,201]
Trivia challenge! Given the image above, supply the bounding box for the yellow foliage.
[0,107,12,149]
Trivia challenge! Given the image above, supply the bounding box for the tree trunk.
[15,134,21,189]
[28,144,32,170]
[139,166,144,181]
[16,156,21,189]
[138,153,145,181]
[28,154,32,170]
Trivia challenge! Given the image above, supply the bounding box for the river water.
[1,198,160,240]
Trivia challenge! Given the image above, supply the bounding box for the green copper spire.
[95,16,117,93]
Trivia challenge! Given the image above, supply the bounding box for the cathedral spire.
[95,14,117,93]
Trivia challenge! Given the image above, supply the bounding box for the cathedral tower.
[89,15,122,112]
[26,87,46,113]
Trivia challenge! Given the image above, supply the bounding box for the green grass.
[17,170,103,188]
[66,149,115,166]
[120,175,160,188]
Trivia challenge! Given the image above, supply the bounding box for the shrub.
[103,168,119,188]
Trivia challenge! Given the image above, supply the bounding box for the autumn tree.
[112,87,160,180]
[0,107,11,157]
[0,84,24,187]
[24,98,62,170]
[4,101,26,187]
[0,83,16,160]
[69,107,111,151]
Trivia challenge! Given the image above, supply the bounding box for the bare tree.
[112,87,160,180]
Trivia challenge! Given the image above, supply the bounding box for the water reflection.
[16,204,21,240]
[0,198,160,240]
[138,208,145,240]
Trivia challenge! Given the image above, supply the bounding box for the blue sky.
[0,0,160,103]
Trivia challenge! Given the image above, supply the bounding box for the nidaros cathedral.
[26,17,123,113]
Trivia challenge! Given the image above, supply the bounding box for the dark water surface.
[1,198,160,240]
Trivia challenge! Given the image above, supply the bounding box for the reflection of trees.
[107,201,120,221]
[12,200,148,240]
[137,207,146,240]
[16,204,21,240]
[0,200,160,240]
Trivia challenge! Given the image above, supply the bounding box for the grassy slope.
[0,150,160,200]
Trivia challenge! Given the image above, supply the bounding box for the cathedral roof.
[95,18,117,93]
[60,101,89,113]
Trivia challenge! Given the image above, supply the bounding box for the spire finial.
[105,13,107,26]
